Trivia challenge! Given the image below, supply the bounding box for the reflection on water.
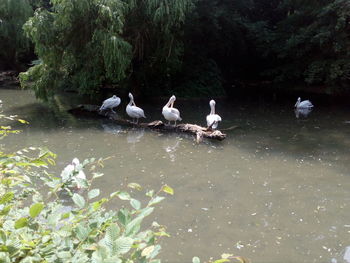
[127,128,145,144]
[295,107,313,119]
[1,88,350,263]
[162,136,182,162]
[101,121,123,135]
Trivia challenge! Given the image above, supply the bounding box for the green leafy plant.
[0,108,246,262]
[0,105,173,262]
[0,148,175,262]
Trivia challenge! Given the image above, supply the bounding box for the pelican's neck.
[128,95,136,106]
[165,98,173,108]
[210,103,215,115]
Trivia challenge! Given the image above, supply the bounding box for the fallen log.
[68,104,227,142]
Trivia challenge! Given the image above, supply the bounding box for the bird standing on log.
[99,95,121,113]
[162,95,182,126]
[206,99,222,130]
[126,93,146,124]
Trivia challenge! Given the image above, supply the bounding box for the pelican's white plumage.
[162,95,182,125]
[206,100,222,129]
[99,95,121,113]
[295,97,313,109]
[294,107,312,119]
[126,93,146,123]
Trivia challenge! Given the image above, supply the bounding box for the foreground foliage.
[0,109,245,263]
[0,150,174,262]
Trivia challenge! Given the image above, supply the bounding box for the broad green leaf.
[148,196,165,206]
[15,217,28,229]
[0,205,12,216]
[117,209,131,226]
[76,224,89,241]
[127,183,141,190]
[142,245,155,258]
[138,207,154,218]
[162,185,174,195]
[0,192,14,204]
[113,237,134,255]
[192,257,201,263]
[31,159,47,167]
[0,230,6,242]
[61,212,70,219]
[130,199,141,210]
[88,189,100,200]
[29,203,44,218]
[92,198,107,211]
[125,215,144,236]
[72,193,85,209]
[110,191,131,200]
[105,224,120,245]
[149,244,161,259]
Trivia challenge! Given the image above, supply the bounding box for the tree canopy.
[19,0,193,100]
[0,0,348,98]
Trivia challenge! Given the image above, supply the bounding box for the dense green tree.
[20,0,193,100]
[0,0,33,70]
[1,0,348,97]
[250,0,350,88]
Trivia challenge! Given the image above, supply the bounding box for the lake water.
[1,88,350,263]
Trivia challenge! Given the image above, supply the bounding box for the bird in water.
[126,93,146,124]
[99,95,121,113]
[206,99,222,129]
[162,95,182,126]
[294,97,314,109]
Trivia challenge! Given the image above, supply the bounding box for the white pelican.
[61,158,86,188]
[295,97,314,109]
[206,100,222,129]
[126,93,146,123]
[99,95,121,113]
[162,95,182,125]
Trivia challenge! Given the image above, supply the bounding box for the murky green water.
[1,88,350,263]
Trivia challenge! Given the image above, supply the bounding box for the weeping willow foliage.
[121,0,193,95]
[0,0,33,69]
[20,0,193,100]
